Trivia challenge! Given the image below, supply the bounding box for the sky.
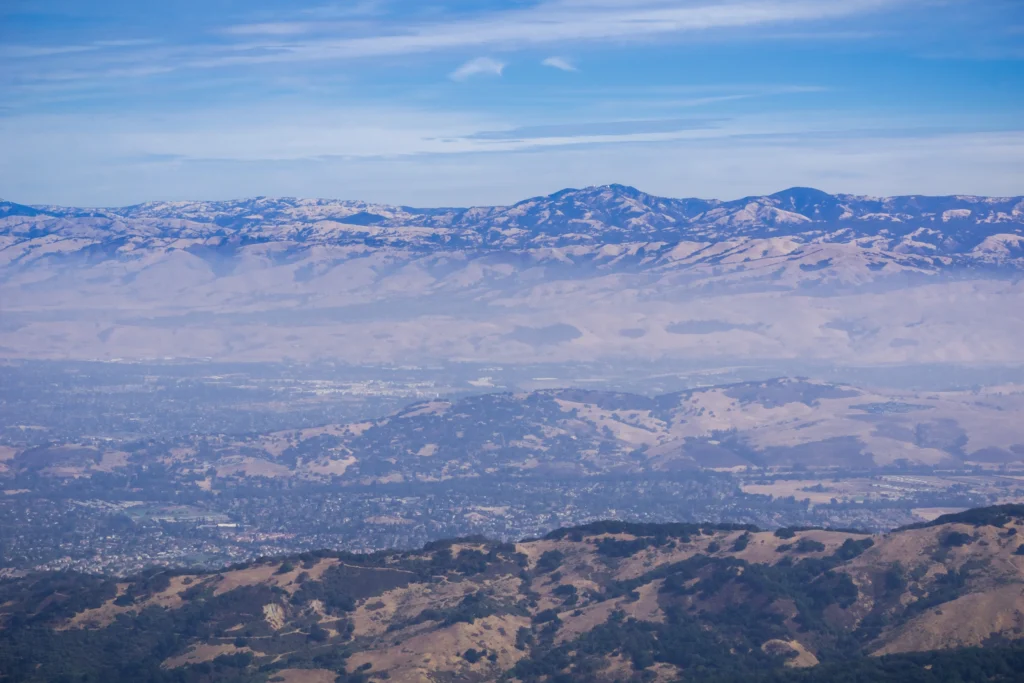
[1,0,1022,207]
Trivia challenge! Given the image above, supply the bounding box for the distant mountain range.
[2,186,1024,364]
[4,185,1024,257]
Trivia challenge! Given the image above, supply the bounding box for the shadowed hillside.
[2,505,1024,682]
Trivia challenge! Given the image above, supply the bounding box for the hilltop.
[12,378,1022,486]
[6,185,1024,252]
[2,505,1024,682]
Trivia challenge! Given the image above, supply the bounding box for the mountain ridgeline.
[2,505,1024,682]
[3,186,1024,365]
[5,185,1024,254]
[13,379,1024,487]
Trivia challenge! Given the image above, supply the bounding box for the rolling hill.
[9,379,1024,487]
[173,379,1024,485]
[2,505,1024,682]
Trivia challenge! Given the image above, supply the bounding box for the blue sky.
[1,0,1022,206]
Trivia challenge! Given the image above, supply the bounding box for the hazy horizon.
[8,182,1024,211]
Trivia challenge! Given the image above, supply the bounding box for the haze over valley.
[3,185,1023,365]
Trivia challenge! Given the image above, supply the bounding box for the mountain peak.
[542,184,647,201]
[771,186,833,198]
[764,187,845,220]
[0,200,45,217]
[602,182,644,194]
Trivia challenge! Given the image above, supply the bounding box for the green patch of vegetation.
[940,531,973,548]
[398,591,524,630]
[552,584,577,598]
[732,532,752,552]
[905,568,970,616]
[792,539,827,553]
[544,520,756,541]
[833,538,874,561]
[515,626,534,651]
[290,563,412,614]
[900,505,1024,531]
[596,536,670,557]
[535,550,565,574]
[513,605,780,682]
[760,644,1024,683]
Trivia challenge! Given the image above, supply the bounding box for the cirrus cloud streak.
[450,57,506,81]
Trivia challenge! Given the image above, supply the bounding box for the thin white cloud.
[300,1,388,19]
[94,39,161,48]
[252,0,897,62]
[221,22,314,36]
[1,39,162,62]
[4,0,904,80]
[1,45,100,58]
[0,99,979,167]
[450,57,506,81]
[542,56,577,72]
[4,125,1022,207]
[200,1,895,67]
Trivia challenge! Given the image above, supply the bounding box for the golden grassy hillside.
[2,507,1024,683]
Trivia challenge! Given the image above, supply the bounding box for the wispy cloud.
[204,0,898,67]
[6,122,1023,207]
[221,22,314,36]
[542,56,578,72]
[469,118,717,140]
[300,1,389,19]
[0,99,937,167]
[1,45,101,59]
[2,0,904,81]
[2,38,159,60]
[450,57,506,81]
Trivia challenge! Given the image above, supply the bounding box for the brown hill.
[2,506,1024,683]
[20,379,1023,487]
